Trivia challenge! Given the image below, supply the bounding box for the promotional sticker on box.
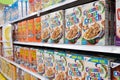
[85,56,110,80]
[65,6,82,44]
[50,10,65,44]
[81,0,113,45]
[111,62,120,80]
[116,0,120,46]
[36,49,45,75]
[41,14,51,43]
[54,50,67,80]
[67,53,85,80]
[44,49,55,79]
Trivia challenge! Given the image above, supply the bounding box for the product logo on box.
[83,3,102,25]
[117,8,120,20]
[114,71,120,77]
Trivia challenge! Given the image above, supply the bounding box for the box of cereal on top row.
[50,10,65,44]
[111,61,120,80]
[116,0,120,46]
[54,50,67,80]
[65,6,83,44]
[67,52,85,80]
[81,0,114,45]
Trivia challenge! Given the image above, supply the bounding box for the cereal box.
[42,0,53,9]
[28,19,35,42]
[22,20,28,42]
[54,50,67,80]
[53,0,65,5]
[44,49,55,79]
[24,47,30,69]
[50,10,65,44]
[34,17,41,42]
[85,56,110,80]
[20,47,25,66]
[36,49,45,75]
[65,6,83,44]
[34,0,42,11]
[67,53,85,80]
[41,14,51,43]
[29,0,35,14]
[111,61,120,80]
[18,22,22,41]
[116,0,120,46]
[81,0,114,45]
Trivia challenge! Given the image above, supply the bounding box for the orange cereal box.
[22,20,28,42]
[18,22,22,41]
[34,17,41,42]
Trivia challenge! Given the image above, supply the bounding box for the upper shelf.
[13,42,120,54]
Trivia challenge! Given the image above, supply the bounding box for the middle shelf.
[13,42,120,54]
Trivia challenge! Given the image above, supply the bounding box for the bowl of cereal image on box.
[38,64,45,74]
[41,27,50,42]
[83,22,105,44]
[45,68,55,79]
[51,26,63,43]
[66,25,81,43]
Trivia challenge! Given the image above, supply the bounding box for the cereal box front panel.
[81,1,107,45]
[44,50,55,79]
[36,49,45,75]
[85,57,109,80]
[41,14,51,43]
[65,6,82,44]
[50,10,65,44]
[67,54,85,80]
[54,50,67,80]
[34,0,42,11]
[111,62,120,80]
[116,0,120,46]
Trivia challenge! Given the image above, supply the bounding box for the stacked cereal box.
[116,0,120,46]
[66,52,85,80]
[65,6,83,44]
[54,50,67,80]
[111,61,120,80]
[41,14,51,43]
[50,10,65,44]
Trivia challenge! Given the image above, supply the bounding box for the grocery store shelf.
[13,42,120,54]
[0,56,48,80]
[0,70,11,80]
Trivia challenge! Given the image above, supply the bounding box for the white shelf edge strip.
[13,42,120,54]
[0,56,48,80]
[0,70,12,80]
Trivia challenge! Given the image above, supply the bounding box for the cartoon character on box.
[85,57,109,80]
[36,49,45,75]
[81,1,106,45]
[111,62,120,80]
[41,14,51,43]
[44,49,55,79]
[67,53,86,80]
[54,50,67,80]
[50,10,64,43]
[65,6,82,44]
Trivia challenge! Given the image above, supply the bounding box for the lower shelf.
[0,56,48,80]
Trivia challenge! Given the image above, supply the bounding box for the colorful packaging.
[67,53,85,80]
[44,49,55,79]
[85,56,110,80]
[34,17,41,42]
[53,0,65,5]
[116,0,120,46]
[24,47,30,69]
[28,19,35,42]
[111,61,120,80]
[22,20,28,42]
[65,6,82,44]
[81,0,114,45]
[54,50,67,80]
[41,14,51,43]
[20,47,25,66]
[34,0,42,11]
[50,10,65,44]
[42,0,53,9]
[29,0,35,14]
[36,49,45,75]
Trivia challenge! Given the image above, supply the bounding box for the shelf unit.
[13,42,120,54]
[0,56,48,80]
[0,70,11,80]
